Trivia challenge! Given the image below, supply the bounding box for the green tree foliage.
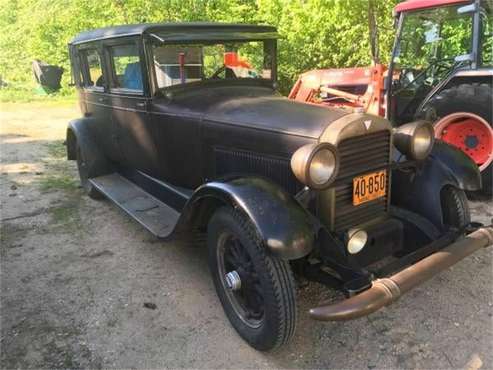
[0,0,398,94]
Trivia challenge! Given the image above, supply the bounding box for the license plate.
[353,170,387,206]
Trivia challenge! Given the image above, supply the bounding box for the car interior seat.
[123,62,143,90]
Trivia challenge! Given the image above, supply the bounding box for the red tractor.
[289,0,493,194]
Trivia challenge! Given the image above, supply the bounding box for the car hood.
[157,85,349,139]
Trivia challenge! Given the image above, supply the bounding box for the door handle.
[136,102,146,109]
[98,97,107,103]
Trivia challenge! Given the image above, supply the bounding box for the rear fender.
[392,141,480,230]
[180,176,315,260]
[66,118,112,177]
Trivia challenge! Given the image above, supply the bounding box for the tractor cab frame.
[289,0,493,193]
[387,0,489,120]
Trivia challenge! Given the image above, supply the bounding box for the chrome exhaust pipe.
[309,226,493,321]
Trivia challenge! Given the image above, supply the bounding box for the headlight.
[291,143,339,189]
[347,228,368,254]
[393,120,434,160]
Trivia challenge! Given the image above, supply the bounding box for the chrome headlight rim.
[347,228,368,254]
[291,142,339,190]
[411,122,435,160]
[393,120,435,161]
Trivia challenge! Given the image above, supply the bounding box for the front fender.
[429,141,482,191]
[181,177,315,260]
[392,141,481,230]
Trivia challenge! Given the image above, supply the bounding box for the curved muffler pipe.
[310,226,493,321]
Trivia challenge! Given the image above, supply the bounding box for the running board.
[90,173,180,238]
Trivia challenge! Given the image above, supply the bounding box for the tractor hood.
[155,85,349,139]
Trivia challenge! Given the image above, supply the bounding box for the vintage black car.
[67,23,493,351]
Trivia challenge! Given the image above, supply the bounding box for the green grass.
[48,203,79,225]
[38,174,79,192]
[0,86,76,104]
[45,141,67,159]
[38,141,79,192]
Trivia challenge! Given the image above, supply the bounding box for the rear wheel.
[426,83,492,195]
[440,185,470,229]
[76,144,103,199]
[207,207,297,351]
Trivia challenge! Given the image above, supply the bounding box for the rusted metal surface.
[309,226,493,321]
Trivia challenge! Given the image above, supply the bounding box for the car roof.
[70,22,278,45]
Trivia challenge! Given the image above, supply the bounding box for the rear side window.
[80,49,104,88]
[108,44,143,93]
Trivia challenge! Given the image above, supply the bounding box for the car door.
[103,38,160,177]
[77,43,121,162]
[146,41,204,189]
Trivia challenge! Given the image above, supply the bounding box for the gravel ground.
[1,103,492,369]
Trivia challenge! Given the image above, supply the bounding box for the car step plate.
[90,173,180,238]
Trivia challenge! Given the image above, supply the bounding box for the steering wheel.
[399,68,419,86]
[210,65,226,79]
[424,58,456,86]
[397,57,456,91]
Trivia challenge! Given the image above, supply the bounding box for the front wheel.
[207,207,297,351]
[440,185,470,229]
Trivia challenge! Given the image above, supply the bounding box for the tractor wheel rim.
[434,112,493,171]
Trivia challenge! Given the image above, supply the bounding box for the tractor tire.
[425,83,492,195]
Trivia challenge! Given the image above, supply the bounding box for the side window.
[80,49,104,89]
[108,44,143,93]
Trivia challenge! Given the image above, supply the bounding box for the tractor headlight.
[393,120,434,160]
[291,143,339,189]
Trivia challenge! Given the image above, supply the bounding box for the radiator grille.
[214,147,303,195]
[333,130,391,232]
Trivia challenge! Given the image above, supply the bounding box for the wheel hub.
[434,112,493,171]
[440,118,491,164]
[225,270,241,291]
[465,135,479,149]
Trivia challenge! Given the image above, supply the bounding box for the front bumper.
[309,226,493,321]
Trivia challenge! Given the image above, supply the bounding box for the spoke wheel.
[207,207,297,351]
[217,232,264,328]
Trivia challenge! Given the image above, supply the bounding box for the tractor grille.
[333,130,391,232]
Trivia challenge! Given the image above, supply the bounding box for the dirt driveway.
[1,102,492,369]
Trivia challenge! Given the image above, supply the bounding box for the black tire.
[425,83,492,195]
[207,207,297,351]
[76,144,104,199]
[440,185,470,229]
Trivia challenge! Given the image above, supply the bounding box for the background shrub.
[0,0,398,96]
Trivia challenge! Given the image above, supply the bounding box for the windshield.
[152,40,275,89]
[393,4,473,88]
